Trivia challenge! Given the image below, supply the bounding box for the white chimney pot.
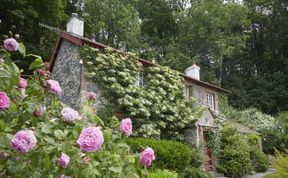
[66,13,84,36]
[185,64,200,80]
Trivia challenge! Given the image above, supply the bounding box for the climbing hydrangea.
[80,45,204,140]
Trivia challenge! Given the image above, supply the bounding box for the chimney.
[185,64,200,80]
[66,13,84,36]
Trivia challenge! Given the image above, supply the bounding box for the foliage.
[250,147,269,173]
[147,169,178,178]
[217,126,253,178]
[222,0,288,114]
[272,149,288,178]
[80,45,203,140]
[0,0,68,59]
[182,167,213,178]
[247,133,261,147]
[84,0,141,51]
[262,112,288,154]
[0,41,143,177]
[126,137,192,173]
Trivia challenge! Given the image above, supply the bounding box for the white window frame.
[184,85,190,100]
[206,93,215,110]
[135,72,145,87]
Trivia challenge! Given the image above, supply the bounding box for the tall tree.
[84,0,141,52]
[175,0,249,84]
[221,0,288,114]
[0,0,68,59]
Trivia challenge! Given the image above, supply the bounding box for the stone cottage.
[49,14,231,171]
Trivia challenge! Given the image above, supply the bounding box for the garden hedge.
[126,137,192,172]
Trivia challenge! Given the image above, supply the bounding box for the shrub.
[250,148,269,172]
[217,126,253,178]
[189,146,203,168]
[0,38,143,177]
[126,137,192,172]
[182,167,213,178]
[272,149,288,177]
[247,133,260,147]
[147,169,178,178]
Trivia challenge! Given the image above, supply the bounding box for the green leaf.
[28,56,43,70]
[18,43,26,56]
[43,136,55,144]
[41,124,51,134]
[108,166,122,173]
[54,130,63,140]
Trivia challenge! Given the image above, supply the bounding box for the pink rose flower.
[87,92,96,100]
[11,130,37,153]
[120,118,132,136]
[39,69,45,76]
[61,108,80,123]
[58,153,70,168]
[19,77,27,89]
[0,91,10,110]
[46,80,62,95]
[77,127,104,152]
[3,38,19,52]
[34,105,44,116]
[140,147,155,167]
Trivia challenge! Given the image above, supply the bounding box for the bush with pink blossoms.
[0,40,149,177]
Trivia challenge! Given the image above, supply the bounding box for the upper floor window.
[184,85,193,100]
[206,93,215,110]
[135,72,145,86]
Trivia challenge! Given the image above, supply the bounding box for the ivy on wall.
[80,45,204,140]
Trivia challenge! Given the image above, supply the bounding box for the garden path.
[242,168,276,178]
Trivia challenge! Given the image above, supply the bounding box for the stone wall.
[51,40,82,109]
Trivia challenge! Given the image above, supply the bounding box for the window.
[135,72,145,86]
[184,85,192,100]
[206,93,215,110]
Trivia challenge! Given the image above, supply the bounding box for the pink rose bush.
[1,40,148,177]
[77,127,104,152]
[3,38,19,52]
[140,147,155,167]
[61,107,80,122]
[19,77,27,89]
[46,79,62,95]
[0,91,10,110]
[58,153,70,168]
[11,130,37,153]
[87,91,96,100]
[120,118,132,136]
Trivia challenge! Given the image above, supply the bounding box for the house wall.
[188,82,220,112]
[50,40,82,109]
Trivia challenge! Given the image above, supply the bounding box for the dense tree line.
[0,0,287,114]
